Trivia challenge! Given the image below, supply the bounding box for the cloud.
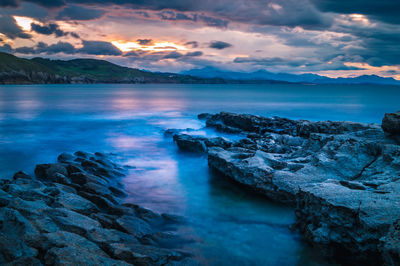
[209,41,232,49]
[0,43,13,53]
[30,22,80,38]
[31,23,66,36]
[14,41,76,54]
[77,40,122,56]
[186,51,202,57]
[185,41,198,48]
[36,41,76,54]
[163,51,183,59]
[1,0,64,8]
[136,39,152,45]
[156,10,228,28]
[0,13,31,39]
[311,0,400,25]
[57,4,105,20]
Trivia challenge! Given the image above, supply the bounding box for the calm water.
[0,84,399,265]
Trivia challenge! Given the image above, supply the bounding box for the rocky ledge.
[0,151,195,265]
[170,111,400,265]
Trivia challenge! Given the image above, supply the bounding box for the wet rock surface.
[0,151,195,265]
[170,111,400,265]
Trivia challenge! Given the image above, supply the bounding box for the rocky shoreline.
[0,151,195,265]
[171,111,400,265]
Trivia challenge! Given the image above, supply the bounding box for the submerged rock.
[171,111,400,264]
[0,152,194,265]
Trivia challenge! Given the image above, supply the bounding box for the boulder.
[382,111,400,135]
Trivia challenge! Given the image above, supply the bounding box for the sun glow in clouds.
[112,40,187,53]
[13,16,35,31]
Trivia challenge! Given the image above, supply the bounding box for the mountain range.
[182,66,400,85]
[0,52,399,85]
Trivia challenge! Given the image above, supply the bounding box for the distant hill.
[182,66,400,85]
[0,52,225,84]
[1,52,399,85]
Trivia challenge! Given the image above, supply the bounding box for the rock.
[78,191,122,214]
[57,152,74,163]
[35,164,68,181]
[5,257,42,266]
[116,215,152,238]
[173,134,207,153]
[12,171,31,180]
[105,243,184,265]
[198,113,212,120]
[381,219,400,265]
[0,208,39,263]
[55,191,99,215]
[171,112,400,264]
[0,151,193,265]
[382,111,400,135]
[48,208,101,236]
[173,134,232,153]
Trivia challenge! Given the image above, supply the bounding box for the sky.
[0,0,399,79]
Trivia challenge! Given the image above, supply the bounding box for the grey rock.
[35,164,68,181]
[105,242,184,265]
[382,111,400,135]
[48,208,101,236]
[173,134,231,153]
[172,112,400,264]
[116,215,152,238]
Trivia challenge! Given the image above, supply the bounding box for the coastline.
[0,151,195,265]
[170,111,400,265]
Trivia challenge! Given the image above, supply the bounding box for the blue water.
[0,83,399,265]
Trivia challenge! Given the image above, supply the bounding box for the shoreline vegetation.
[169,111,400,265]
[1,52,399,86]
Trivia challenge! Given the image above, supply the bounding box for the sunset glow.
[0,0,398,79]
[13,16,35,31]
[112,41,187,53]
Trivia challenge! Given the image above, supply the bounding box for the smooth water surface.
[0,83,399,265]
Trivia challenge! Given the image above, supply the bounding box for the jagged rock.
[173,134,231,153]
[171,112,400,264]
[12,171,31,180]
[116,215,152,238]
[0,151,192,265]
[105,242,184,265]
[35,164,68,181]
[54,191,99,215]
[382,111,400,135]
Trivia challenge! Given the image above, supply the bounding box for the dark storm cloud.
[37,41,76,54]
[14,41,76,54]
[136,39,152,45]
[156,10,228,28]
[0,0,64,8]
[2,0,330,29]
[31,23,66,37]
[14,46,35,53]
[77,40,122,56]
[0,43,13,53]
[185,41,198,48]
[31,22,80,38]
[0,13,31,39]
[57,4,105,20]
[209,41,232,50]
[186,51,202,57]
[311,0,400,25]
[163,51,183,59]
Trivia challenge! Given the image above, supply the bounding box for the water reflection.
[0,83,398,265]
